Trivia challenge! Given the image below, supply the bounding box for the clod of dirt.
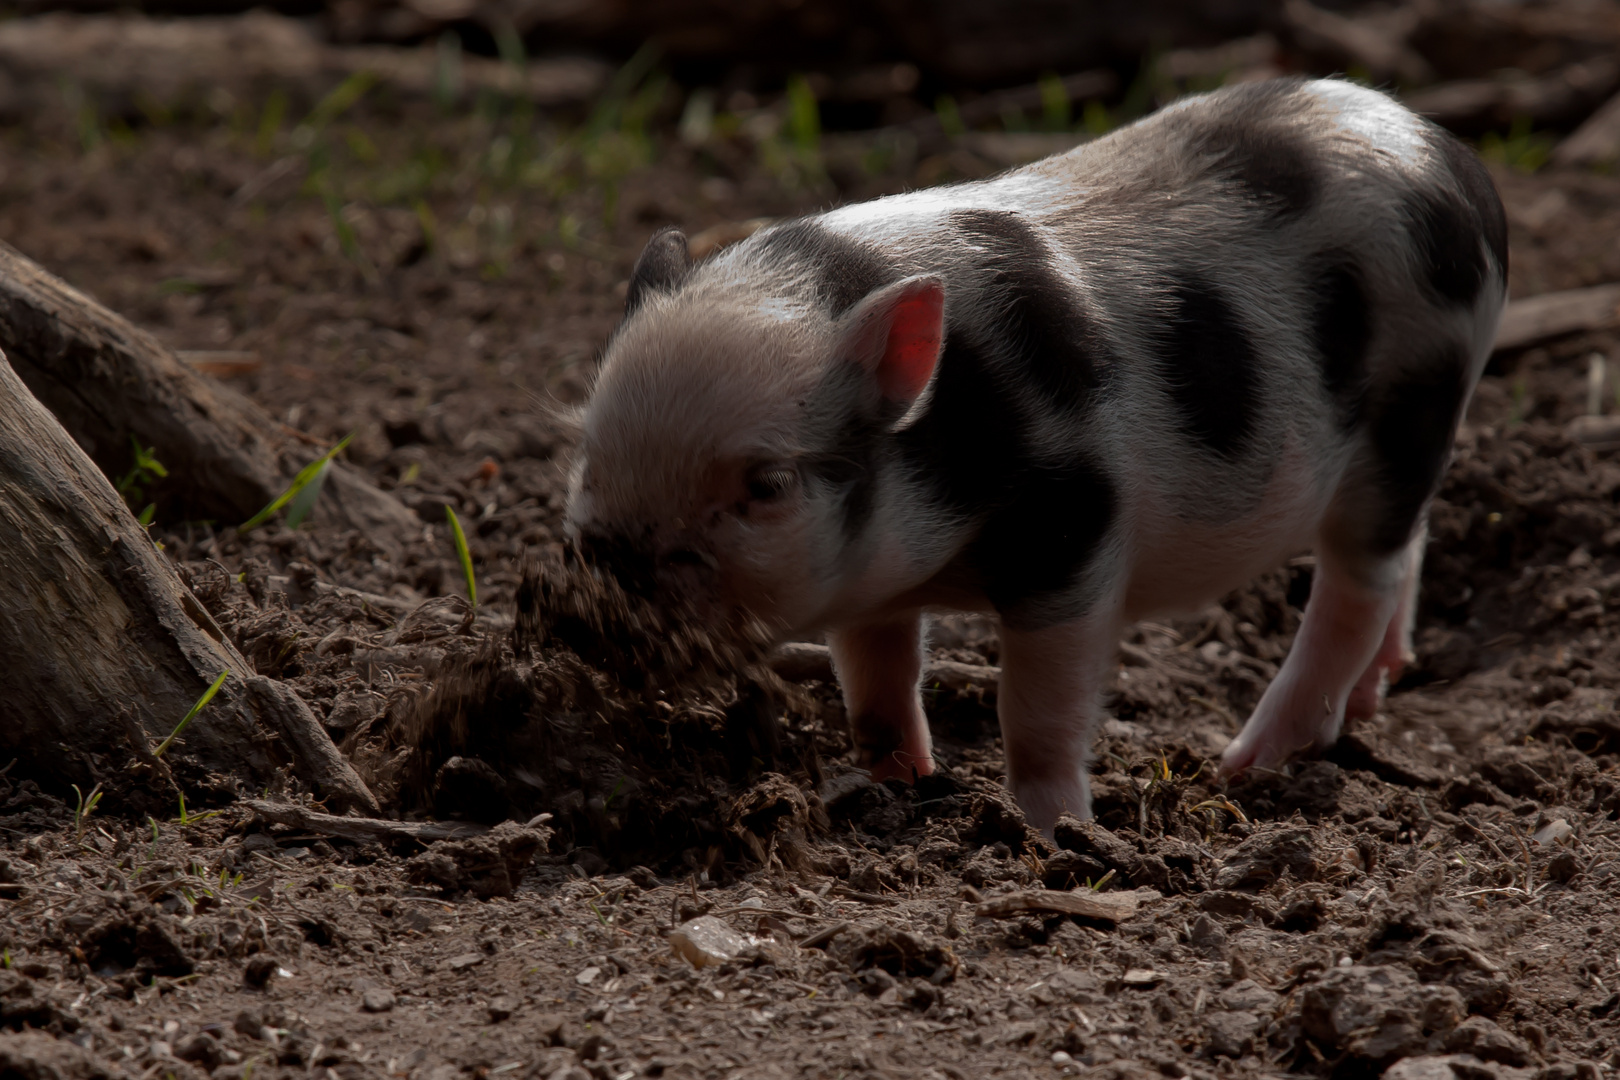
[0,1030,130,1080]
[1205,1009,1262,1058]
[1213,826,1318,889]
[969,788,1044,853]
[241,955,279,988]
[1296,964,1465,1065]
[1383,1056,1535,1080]
[725,772,813,867]
[0,970,79,1033]
[668,916,751,969]
[405,821,551,898]
[830,924,959,982]
[1362,914,1512,1016]
[1043,848,1109,888]
[82,910,194,978]
[1051,815,1174,890]
[431,756,512,824]
[173,1033,221,1070]
[1445,1017,1535,1067]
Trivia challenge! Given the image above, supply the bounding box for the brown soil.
[4,84,1620,1080]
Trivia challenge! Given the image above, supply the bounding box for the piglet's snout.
[575,529,721,605]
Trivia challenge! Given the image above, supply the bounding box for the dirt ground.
[4,72,1620,1080]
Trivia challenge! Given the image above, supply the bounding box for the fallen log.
[1493,283,1620,352]
[1567,415,1620,453]
[243,799,527,843]
[1282,0,1432,86]
[0,347,377,813]
[1403,56,1620,136]
[0,12,607,120]
[0,241,415,534]
[1552,90,1620,169]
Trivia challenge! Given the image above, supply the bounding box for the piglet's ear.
[842,275,946,406]
[625,226,692,316]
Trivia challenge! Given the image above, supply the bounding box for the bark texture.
[0,347,377,812]
[0,241,414,535]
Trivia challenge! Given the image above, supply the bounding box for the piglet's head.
[565,226,945,635]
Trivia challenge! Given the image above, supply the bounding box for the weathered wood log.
[1552,90,1620,169]
[324,0,1275,88]
[1281,0,1432,86]
[1403,56,1620,136]
[0,347,377,812]
[0,12,608,120]
[0,241,415,535]
[1493,283,1620,352]
[243,799,516,843]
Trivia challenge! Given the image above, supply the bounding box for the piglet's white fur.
[567,77,1507,831]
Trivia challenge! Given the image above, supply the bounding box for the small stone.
[1532,819,1572,846]
[575,966,600,986]
[446,952,485,972]
[487,996,514,1023]
[1052,1050,1075,1066]
[1121,969,1166,988]
[232,1011,262,1039]
[669,915,750,969]
[361,988,396,1014]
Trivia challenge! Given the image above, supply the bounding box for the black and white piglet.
[566,77,1506,830]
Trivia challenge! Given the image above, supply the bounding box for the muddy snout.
[575,529,723,612]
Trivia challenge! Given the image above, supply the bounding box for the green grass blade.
[445,505,477,608]
[282,457,332,529]
[238,433,352,534]
[155,669,230,758]
[303,70,378,133]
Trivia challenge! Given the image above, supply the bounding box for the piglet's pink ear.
[843,275,946,406]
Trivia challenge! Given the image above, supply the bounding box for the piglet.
[565,77,1506,830]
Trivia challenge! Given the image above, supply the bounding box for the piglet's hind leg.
[828,612,934,782]
[1345,529,1424,721]
[1220,547,1411,777]
[997,615,1119,831]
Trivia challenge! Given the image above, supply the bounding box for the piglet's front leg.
[997,616,1120,832]
[828,612,935,782]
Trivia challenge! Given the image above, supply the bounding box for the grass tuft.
[72,782,104,840]
[445,505,477,608]
[155,669,230,758]
[239,433,352,533]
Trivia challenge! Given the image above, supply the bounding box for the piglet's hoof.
[861,749,935,784]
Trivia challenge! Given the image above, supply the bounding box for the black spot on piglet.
[1186,78,1318,221]
[1161,276,1258,458]
[1310,256,1372,425]
[1365,344,1470,554]
[1404,188,1489,307]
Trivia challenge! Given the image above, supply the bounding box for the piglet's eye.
[745,464,799,502]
